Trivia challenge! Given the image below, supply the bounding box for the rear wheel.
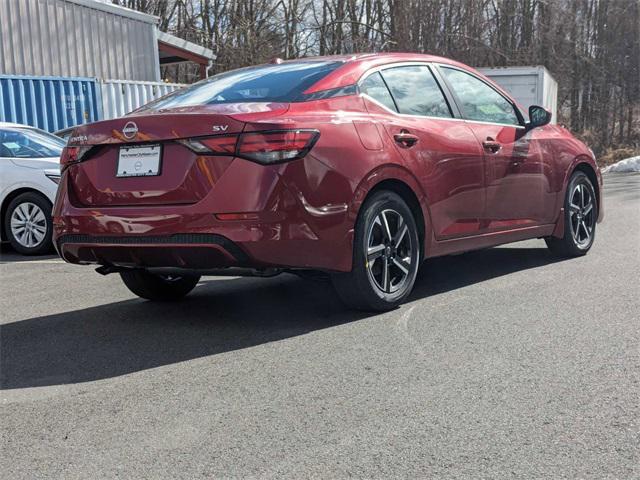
[332,190,420,311]
[120,270,201,301]
[545,171,597,257]
[4,192,53,255]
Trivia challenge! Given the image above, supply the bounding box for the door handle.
[394,131,419,148]
[482,138,502,154]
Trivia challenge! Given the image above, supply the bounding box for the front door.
[439,66,555,230]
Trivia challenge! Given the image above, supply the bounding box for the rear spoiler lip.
[65,103,291,146]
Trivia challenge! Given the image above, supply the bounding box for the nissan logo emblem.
[122,121,138,139]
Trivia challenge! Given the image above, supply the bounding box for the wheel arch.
[364,179,426,254]
[572,162,600,213]
[0,188,51,241]
[552,159,602,239]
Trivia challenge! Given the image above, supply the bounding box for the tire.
[332,190,421,311]
[545,171,597,257]
[120,270,201,301]
[3,192,53,255]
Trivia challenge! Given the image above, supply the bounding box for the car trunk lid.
[64,103,289,207]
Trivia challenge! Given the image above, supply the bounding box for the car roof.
[299,52,515,102]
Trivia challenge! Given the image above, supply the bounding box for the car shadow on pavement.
[0,243,59,263]
[1,246,567,390]
[411,245,567,299]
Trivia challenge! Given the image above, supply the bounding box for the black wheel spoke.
[392,257,410,275]
[367,244,385,261]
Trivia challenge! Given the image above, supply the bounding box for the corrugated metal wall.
[0,0,160,82]
[99,80,184,120]
[0,75,99,131]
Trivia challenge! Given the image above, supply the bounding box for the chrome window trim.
[359,92,526,129]
[463,119,526,130]
[360,92,462,122]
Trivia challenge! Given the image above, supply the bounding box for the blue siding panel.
[0,75,99,132]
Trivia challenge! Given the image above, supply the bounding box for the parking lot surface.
[1,174,639,479]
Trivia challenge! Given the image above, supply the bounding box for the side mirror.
[527,105,552,129]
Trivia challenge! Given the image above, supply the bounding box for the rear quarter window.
[360,72,397,112]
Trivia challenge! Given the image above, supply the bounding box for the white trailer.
[478,66,558,124]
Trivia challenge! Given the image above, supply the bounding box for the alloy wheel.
[366,209,414,293]
[568,183,595,248]
[10,202,48,249]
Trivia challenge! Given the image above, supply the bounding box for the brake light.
[237,130,319,164]
[60,145,93,169]
[178,130,319,165]
[177,135,238,155]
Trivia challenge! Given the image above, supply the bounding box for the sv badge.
[212,125,229,132]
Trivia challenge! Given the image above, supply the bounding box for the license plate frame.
[116,144,162,178]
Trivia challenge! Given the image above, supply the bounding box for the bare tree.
[111,0,640,156]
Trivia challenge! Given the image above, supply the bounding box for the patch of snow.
[602,155,640,173]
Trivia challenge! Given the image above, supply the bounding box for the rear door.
[360,65,486,239]
[438,66,556,229]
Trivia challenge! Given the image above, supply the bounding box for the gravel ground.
[1,173,639,479]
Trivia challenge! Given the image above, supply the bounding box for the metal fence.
[99,79,184,120]
[0,75,185,132]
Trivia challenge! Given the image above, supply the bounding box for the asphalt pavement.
[1,173,639,479]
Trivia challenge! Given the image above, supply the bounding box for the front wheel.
[332,190,421,311]
[4,192,53,255]
[545,171,597,257]
[120,270,201,301]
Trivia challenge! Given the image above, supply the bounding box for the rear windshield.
[139,61,343,111]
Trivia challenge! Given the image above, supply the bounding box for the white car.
[0,122,65,255]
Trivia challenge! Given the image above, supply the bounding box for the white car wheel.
[4,192,53,255]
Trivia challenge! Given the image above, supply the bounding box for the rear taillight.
[238,130,319,164]
[178,129,319,165]
[60,145,93,170]
[177,136,237,155]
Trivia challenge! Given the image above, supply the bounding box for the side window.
[360,72,397,112]
[0,128,64,158]
[0,131,12,157]
[441,67,520,126]
[380,66,452,118]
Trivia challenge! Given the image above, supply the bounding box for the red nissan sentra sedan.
[53,53,603,311]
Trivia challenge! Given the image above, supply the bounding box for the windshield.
[0,128,65,158]
[138,61,343,112]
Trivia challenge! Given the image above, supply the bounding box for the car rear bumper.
[55,233,249,269]
[52,172,354,272]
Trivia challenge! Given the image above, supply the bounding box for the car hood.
[10,156,61,172]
